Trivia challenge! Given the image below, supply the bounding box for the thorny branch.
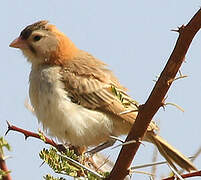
[107,8,201,180]
[5,121,66,153]
[5,122,110,179]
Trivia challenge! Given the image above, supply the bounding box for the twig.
[179,145,201,174]
[59,153,104,179]
[0,157,12,180]
[162,170,201,180]
[107,8,201,180]
[151,147,158,180]
[191,145,201,162]
[130,156,194,170]
[5,122,106,179]
[111,140,138,150]
[164,102,184,112]
[109,136,124,143]
[151,121,160,180]
[167,164,184,180]
[5,121,66,153]
[0,137,12,180]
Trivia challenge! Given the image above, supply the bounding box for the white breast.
[29,65,114,146]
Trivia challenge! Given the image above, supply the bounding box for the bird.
[10,20,196,172]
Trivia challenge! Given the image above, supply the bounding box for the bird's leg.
[67,144,87,155]
[87,139,116,155]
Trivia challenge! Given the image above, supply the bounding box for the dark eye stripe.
[28,45,36,54]
[20,29,32,40]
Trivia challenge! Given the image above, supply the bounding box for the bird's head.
[9,20,78,66]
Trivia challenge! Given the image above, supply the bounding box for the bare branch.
[107,8,201,180]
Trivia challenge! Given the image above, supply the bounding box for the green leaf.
[0,137,11,155]
[40,147,107,180]
[43,174,66,180]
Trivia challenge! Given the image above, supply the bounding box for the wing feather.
[61,51,139,124]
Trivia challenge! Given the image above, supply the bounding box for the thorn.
[5,121,11,136]
[109,136,124,143]
[165,102,184,112]
[40,161,45,167]
[6,120,11,127]
[171,25,185,34]
[174,75,188,82]
[5,129,10,136]
[119,109,138,115]
[129,169,154,177]
[111,139,143,150]
[25,135,28,140]
[171,28,180,33]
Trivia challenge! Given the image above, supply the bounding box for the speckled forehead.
[20,20,49,40]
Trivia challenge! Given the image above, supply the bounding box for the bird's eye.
[33,35,42,42]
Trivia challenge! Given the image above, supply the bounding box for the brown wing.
[60,50,139,124]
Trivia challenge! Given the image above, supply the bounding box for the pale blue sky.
[1,1,201,180]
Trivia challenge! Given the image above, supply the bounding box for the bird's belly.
[29,67,114,146]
